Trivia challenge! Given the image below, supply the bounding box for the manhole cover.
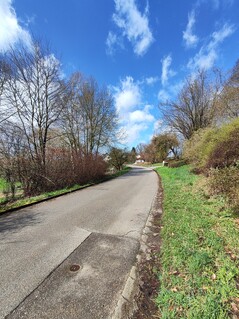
[69,264,80,272]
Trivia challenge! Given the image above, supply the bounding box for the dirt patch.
[131,174,163,319]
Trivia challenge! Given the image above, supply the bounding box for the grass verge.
[0,178,7,193]
[0,166,132,214]
[155,165,239,319]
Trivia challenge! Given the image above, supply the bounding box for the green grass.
[0,178,7,193]
[155,165,239,319]
[0,166,132,214]
[0,183,90,213]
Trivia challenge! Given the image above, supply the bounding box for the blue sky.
[1,0,239,148]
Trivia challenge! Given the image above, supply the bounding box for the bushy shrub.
[183,118,239,170]
[19,149,107,196]
[208,165,239,208]
[183,127,219,169]
[206,124,239,169]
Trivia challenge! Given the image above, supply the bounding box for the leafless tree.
[80,77,118,155]
[218,60,239,118]
[0,55,13,124]
[4,40,67,170]
[60,72,84,154]
[61,74,118,155]
[159,70,219,139]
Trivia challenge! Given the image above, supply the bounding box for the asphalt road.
[0,167,158,319]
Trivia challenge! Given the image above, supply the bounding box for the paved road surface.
[0,167,158,319]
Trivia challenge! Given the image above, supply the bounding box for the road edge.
[112,169,162,319]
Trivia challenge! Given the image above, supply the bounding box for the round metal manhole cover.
[69,264,80,272]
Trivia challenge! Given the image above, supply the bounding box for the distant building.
[135,154,145,163]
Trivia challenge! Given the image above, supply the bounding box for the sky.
[0,0,239,149]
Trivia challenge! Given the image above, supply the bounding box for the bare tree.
[4,40,67,170]
[218,60,239,118]
[61,72,84,154]
[159,70,219,139]
[80,77,118,155]
[0,55,13,123]
[61,74,118,156]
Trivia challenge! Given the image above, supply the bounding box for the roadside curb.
[112,169,162,318]
[0,183,93,216]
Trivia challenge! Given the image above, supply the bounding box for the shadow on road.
[119,168,154,177]
[0,210,41,236]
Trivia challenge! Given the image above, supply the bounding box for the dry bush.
[206,128,239,169]
[208,165,239,209]
[18,148,107,196]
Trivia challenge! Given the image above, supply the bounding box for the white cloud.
[209,23,235,48]
[113,76,155,145]
[183,11,198,48]
[110,0,154,56]
[161,54,176,86]
[106,31,118,55]
[145,76,159,85]
[0,0,32,52]
[122,123,148,144]
[106,31,124,55]
[129,106,155,123]
[158,81,184,102]
[188,23,235,70]
[114,76,141,113]
[209,0,234,9]
[158,89,170,101]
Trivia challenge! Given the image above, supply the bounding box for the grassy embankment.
[0,166,131,214]
[155,165,239,319]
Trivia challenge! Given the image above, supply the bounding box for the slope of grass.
[155,165,239,319]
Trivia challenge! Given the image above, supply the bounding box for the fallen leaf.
[231,302,239,312]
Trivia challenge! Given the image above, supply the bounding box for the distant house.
[103,153,111,162]
[135,154,145,163]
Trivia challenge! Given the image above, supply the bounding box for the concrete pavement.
[0,167,158,319]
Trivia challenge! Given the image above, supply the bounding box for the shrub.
[183,118,239,171]
[208,165,239,208]
[19,149,107,196]
[206,125,239,169]
[183,126,219,170]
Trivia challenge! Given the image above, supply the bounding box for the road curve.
[0,166,158,319]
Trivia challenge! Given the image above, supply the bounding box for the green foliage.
[144,133,180,163]
[184,118,239,170]
[152,133,179,160]
[108,147,128,171]
[155,165,239,318]
[0,178,7,193]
